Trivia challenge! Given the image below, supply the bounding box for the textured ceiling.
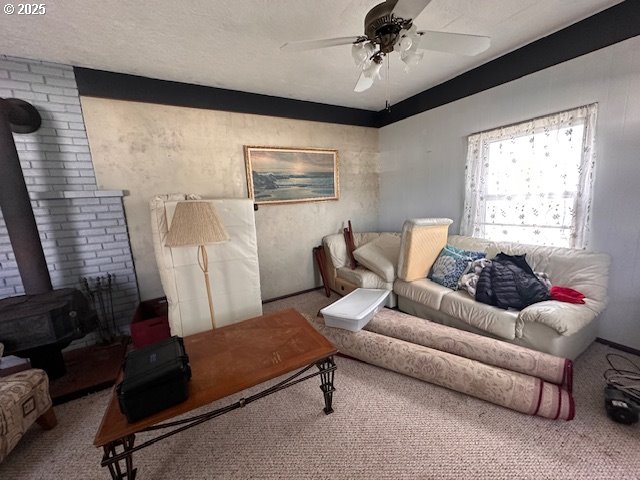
[0,0,623,111]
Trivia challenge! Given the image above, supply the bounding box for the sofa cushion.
[323,232,396,271]
[439,291,519,340]
[533,251,609,313]
[394,278,453,311]
[447,235,496,257]
[397,218,453,282]
[447,244,487,261]
[517,301,597,337]
[337,267,391,290]
[352,233,401,282]
[447,235,610,314]
[324,233,350,270]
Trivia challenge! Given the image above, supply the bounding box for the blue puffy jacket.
[475,253,550,310]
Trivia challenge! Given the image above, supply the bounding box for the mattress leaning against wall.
[150,194,263,336]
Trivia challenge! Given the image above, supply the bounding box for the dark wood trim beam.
[74,67,378,128]
[375,1,640,127]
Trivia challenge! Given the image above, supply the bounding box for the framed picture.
[244,146,339,205]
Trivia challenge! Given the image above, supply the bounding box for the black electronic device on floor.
[603,353,640,425]
[117,336,191,423]
[605,385,639,424]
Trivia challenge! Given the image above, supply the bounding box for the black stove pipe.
[0,98,52,294]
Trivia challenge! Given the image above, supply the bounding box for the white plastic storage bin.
[320,288,390,332]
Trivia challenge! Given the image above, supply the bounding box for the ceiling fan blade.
[354,71,374,93]
[417,31,491,56]
[280,36,362,52]
[387,0,432,21]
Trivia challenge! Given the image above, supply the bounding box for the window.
[461,104,598,248]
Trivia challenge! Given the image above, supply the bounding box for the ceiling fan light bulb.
[400,36,413,51]
[364,42,376,56]
[363,60,382,79]
[401,51,423,70]
[410,33,422,51]
[352,43,367,66]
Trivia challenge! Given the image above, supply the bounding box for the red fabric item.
[550,286,585,304]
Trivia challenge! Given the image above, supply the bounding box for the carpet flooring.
[1,290,639,479]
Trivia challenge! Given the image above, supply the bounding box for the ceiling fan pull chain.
[385,55,391,111]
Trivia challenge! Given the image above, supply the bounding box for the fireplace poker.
[107,273,117,335]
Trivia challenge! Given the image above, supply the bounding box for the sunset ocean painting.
[245,147,339,205]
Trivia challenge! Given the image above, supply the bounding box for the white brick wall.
[0,55,140,341]
[0,56,96,191]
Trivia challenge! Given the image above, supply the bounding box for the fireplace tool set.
[80,274,118,344]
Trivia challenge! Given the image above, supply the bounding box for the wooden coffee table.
[94,308,337,479]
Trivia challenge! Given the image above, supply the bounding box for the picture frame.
[244,146,339,205]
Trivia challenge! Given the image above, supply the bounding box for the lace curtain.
[461,103,598,249]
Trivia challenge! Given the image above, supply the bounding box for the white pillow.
[353,234,401,282]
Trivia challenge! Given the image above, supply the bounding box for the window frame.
[461,103,598,249]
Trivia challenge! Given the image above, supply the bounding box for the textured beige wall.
[81,97,379,300]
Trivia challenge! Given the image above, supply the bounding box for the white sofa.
[397,233,610,360]
[321,220,611,360]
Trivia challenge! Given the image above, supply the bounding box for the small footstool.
[0,368,57,462]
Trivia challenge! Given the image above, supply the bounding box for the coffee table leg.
[317,356,336,414]
[102,434,137,479]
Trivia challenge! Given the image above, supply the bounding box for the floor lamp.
[165,201,229,329]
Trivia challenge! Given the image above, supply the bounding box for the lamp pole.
[197,244,216,329]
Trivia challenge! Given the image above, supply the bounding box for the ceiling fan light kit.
[281,0,491,97]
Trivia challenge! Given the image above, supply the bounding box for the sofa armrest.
[517,301,598,337]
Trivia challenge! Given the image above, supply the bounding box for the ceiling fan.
[281,0,491,93]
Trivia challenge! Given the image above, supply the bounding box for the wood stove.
[0,289,97,378]
[0,97,96,378]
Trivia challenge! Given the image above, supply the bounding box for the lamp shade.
[165,201,229,247]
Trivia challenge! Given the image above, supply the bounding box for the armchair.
[0,343,57,463]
